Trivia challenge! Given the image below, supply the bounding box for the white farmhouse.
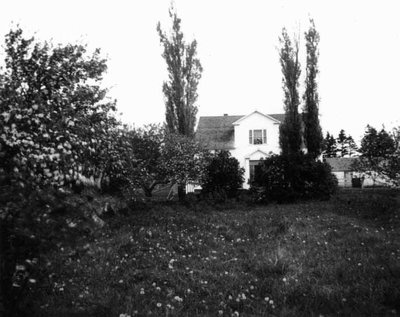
[196,110,285,189]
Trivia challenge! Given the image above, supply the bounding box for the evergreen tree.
[157,7,202,137]
[346,135,358,157]
[279,28,302,156]
[323,132,337,158]
[336,129,349,157]
[302,19,323,159]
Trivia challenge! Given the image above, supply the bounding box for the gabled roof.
[325,157,358,172]
[195,115,244,150]
[232,110,281,125]
[245,149,271,159]
[195,112,285,150]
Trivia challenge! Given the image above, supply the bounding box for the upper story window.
[249,129,267,144]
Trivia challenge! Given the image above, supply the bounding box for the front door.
[249,160,262,184]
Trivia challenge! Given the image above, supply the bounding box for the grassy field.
[8,189,400,316]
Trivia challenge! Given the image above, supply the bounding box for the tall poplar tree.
[279,28,302,156]
[157,7,202,137]
[302,19,323,159]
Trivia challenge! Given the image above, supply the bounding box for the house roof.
[232,111,282,125]
[325,157,358,172]
[195,113,284,150]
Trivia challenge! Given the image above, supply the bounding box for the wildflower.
[264,297,269,302]
[218,310,223,315]
[232,311,239,317]
[140,288,145,295]
[156,303,162,308]
[282,277,287,282]
[173,296,183,302]
[29,279,36,283]
[16,264,26,271]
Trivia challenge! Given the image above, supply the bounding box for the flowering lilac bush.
[0,27,119,194]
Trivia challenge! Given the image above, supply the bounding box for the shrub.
[200,151,244,200]
[253,153,337,203]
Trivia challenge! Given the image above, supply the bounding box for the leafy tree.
[382,151,400,186]
[201,151,244,200]
[0,27,118,192]
[302,19,323,159]
[279,28,302,156]
[161,133,209,201]
[353,125,397,186]
[125,124,166,197]
[359,125,395,158]
[157,7,203,137]
[0,27,119,317]
[323,132,337,158]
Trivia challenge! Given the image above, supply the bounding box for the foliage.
[157,7,203,137]
[302,19,323,159]
[359,125,395,159]
[322,132,337,158]
[336,129,349,157]
[253,153,338,203]
[200,151,244,200]
[382,152,400,186]
[346,135,358,157]
[0,27,118,193]
[120,124,166,197]
[161,133,209,200]
[278,28,302,156]
[332,129,358,157]
[353,125,399,186]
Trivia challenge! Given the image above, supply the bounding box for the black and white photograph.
[0,0,399,316]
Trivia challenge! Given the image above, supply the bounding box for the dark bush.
[200,151,244,200]
[252,153,338,203]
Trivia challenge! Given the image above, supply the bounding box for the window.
[249,129,267,144]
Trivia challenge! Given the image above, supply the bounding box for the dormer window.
[249,129,267,144]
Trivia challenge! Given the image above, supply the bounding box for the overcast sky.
[1,0,399,142]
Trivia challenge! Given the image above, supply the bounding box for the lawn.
[7,189,400,316]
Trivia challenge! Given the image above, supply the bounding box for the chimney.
[223,113,228,116]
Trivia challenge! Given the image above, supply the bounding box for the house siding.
[230,112,281,188]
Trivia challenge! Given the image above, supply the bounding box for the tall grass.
[3,189,400,316]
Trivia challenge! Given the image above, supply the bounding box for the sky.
[0,0,399,143]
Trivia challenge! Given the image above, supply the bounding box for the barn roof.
[325,157,358,172]
[195,113,285,150]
